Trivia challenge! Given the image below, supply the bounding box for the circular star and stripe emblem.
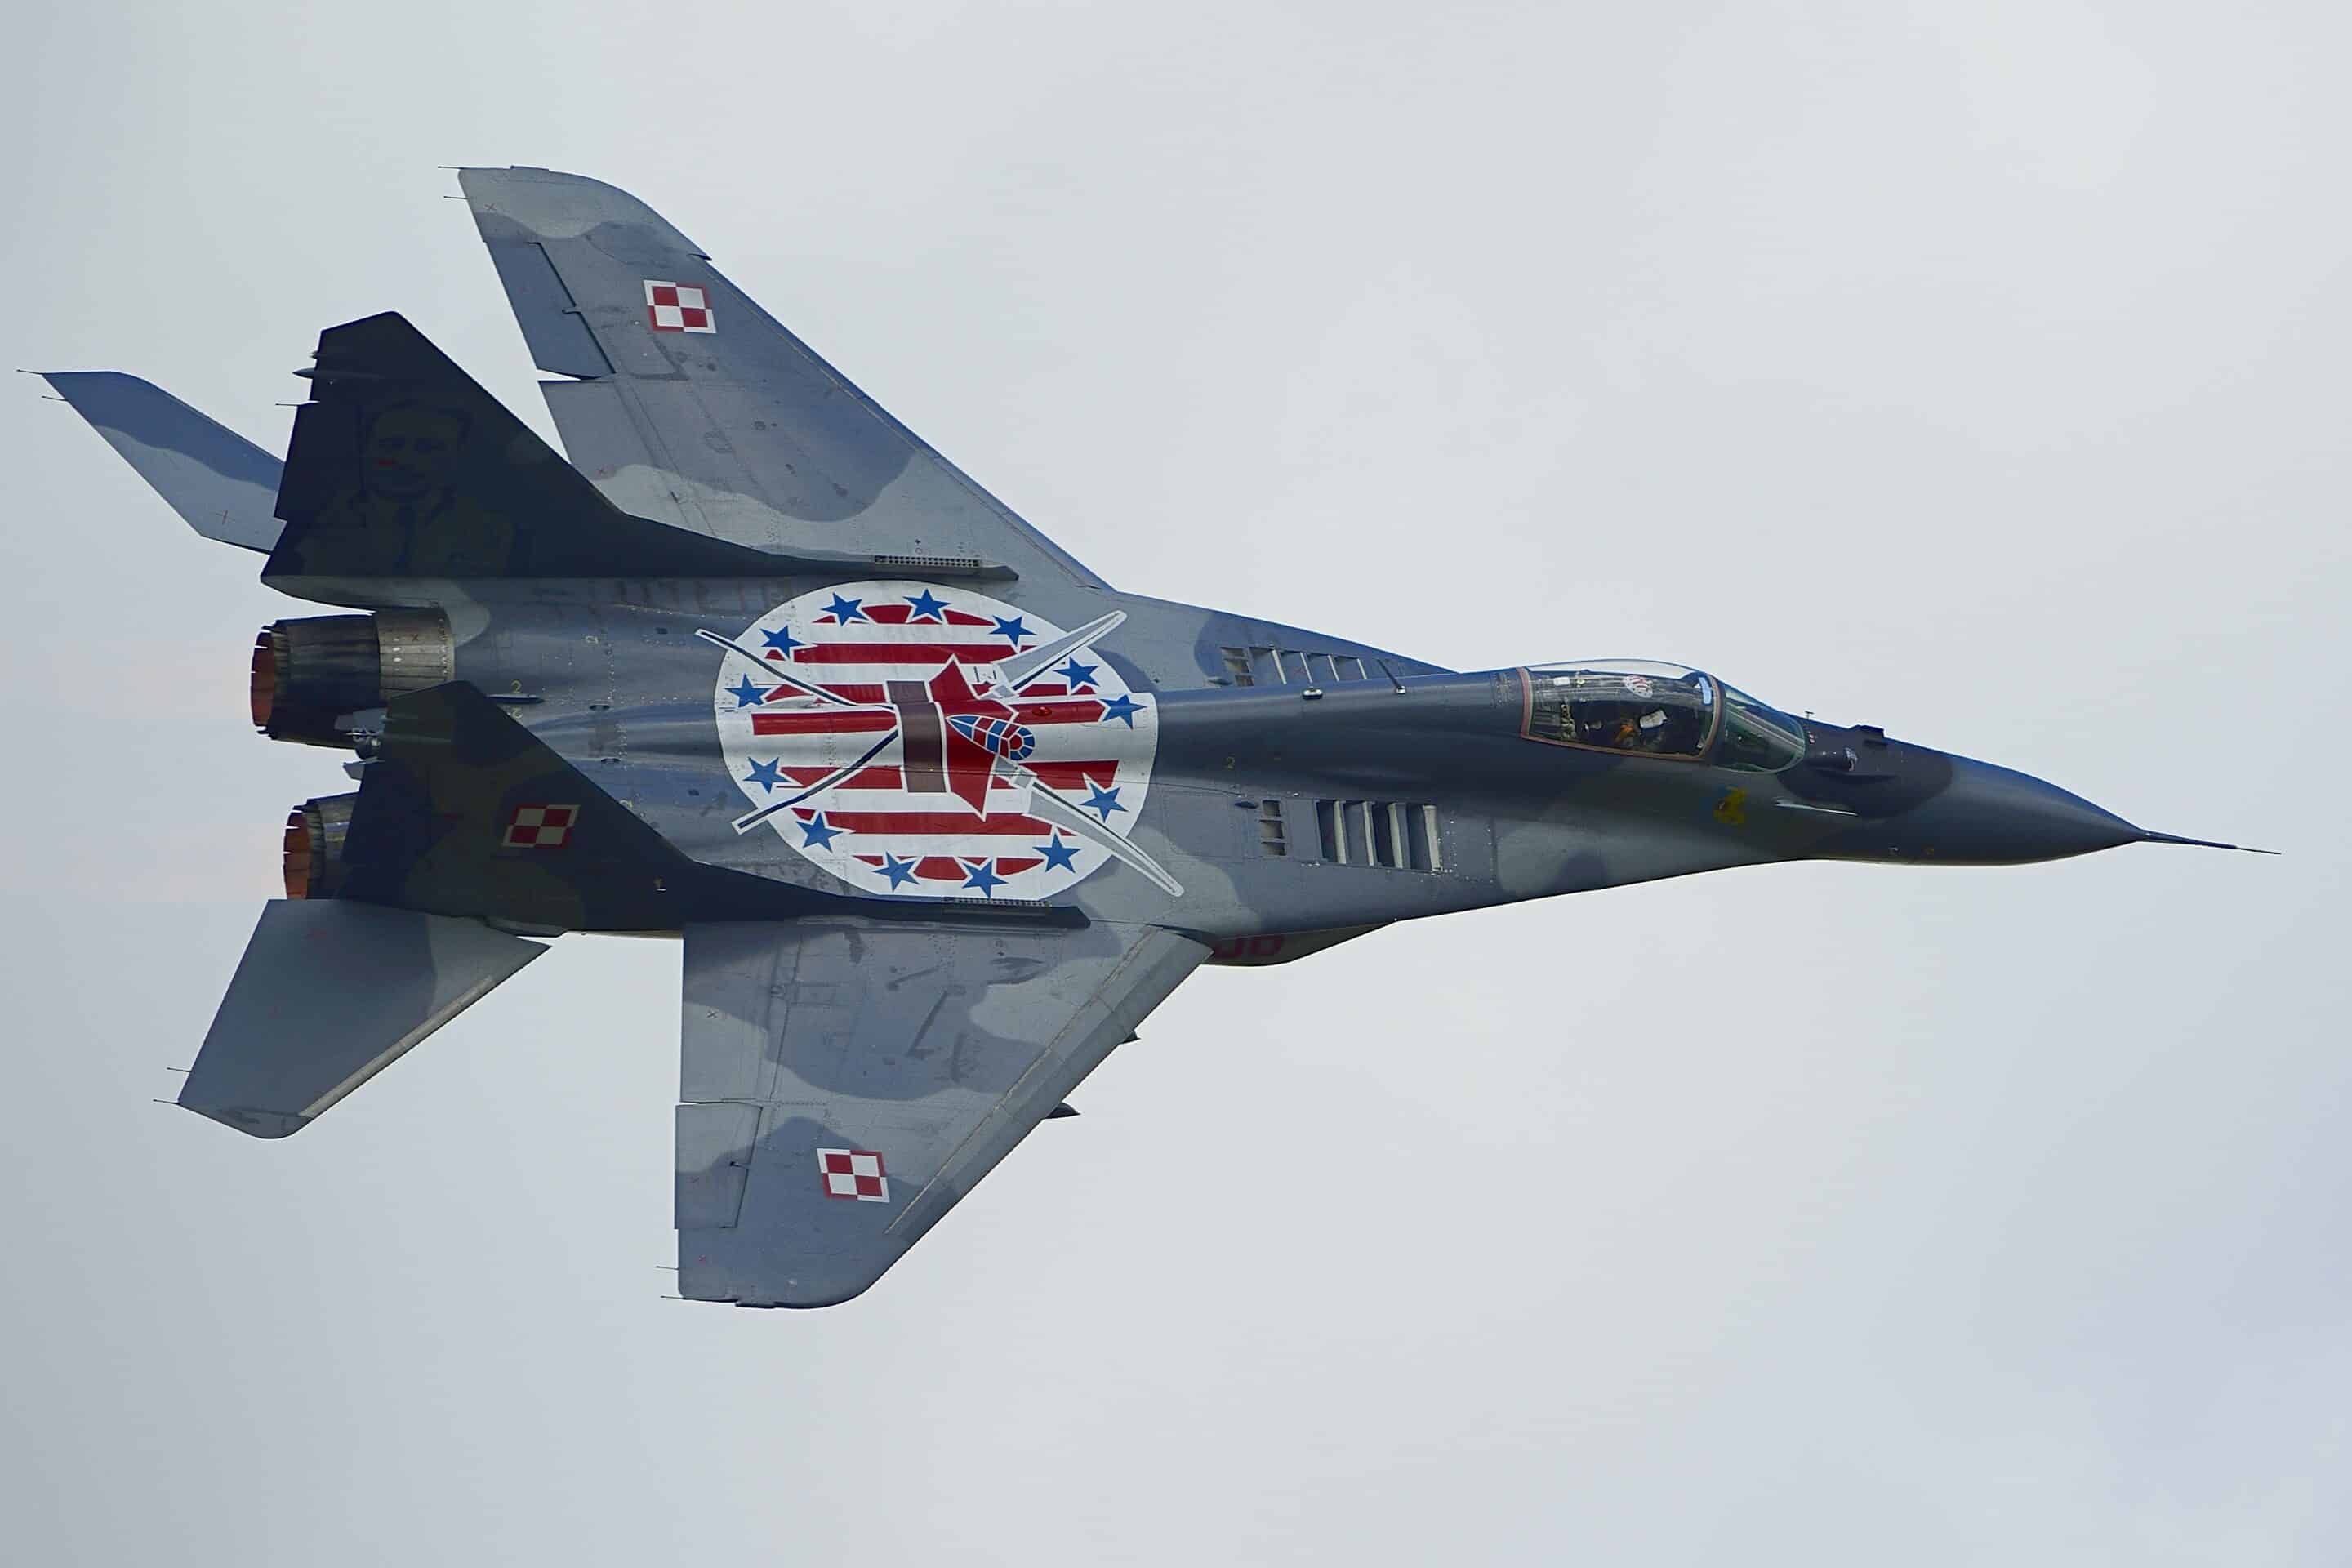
[712,581,1161,900]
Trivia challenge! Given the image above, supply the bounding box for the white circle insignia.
[713,581,1159,900]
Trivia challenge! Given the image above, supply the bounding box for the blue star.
[760,625,804,655]
[959,858,1007,897]
[1081,785,1126,820]
[798,812,847,850]
[824,594,869,623]
[904,588,951,621]
[991,614,1032,645]
[1098,694,1144,728]
[877,853,920,889]
[727,676,768,709]
[742,757,785,793]
[1032,832,1081,872]
[1054,656,1099,688]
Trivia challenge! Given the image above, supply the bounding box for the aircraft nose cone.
[1899,755,2140,865]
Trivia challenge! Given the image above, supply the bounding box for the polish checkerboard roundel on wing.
[713,581,1159,901]
[817,1149,889,1202]
[644,280,715,333]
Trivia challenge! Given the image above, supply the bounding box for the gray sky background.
[4,3,2347,1563]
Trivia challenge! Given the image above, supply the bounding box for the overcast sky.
[5,2,2348,1563]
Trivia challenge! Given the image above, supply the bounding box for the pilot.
[1606,708,1674,751]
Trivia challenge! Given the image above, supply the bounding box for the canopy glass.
[1520,660,1806,772]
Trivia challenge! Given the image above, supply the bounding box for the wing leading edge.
[678,917,1208,1307]
[457,165,1101,587]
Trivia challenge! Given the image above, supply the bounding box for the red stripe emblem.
[715,582,1157,898]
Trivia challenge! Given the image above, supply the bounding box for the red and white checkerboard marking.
[817,1147,889,1202]
[501,804,578,848]
[644,279,715,333]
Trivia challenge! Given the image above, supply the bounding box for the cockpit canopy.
[1520,660,1807,772]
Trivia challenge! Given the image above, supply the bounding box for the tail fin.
[42,372,285,552]
[180,900,545,1138]
[269,312,787,580]
[340,679,697,931]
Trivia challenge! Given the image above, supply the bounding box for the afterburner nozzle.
[252,610,453,747]
[283,794,356,898]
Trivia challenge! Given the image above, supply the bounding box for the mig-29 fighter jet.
[42,168,2264,1307]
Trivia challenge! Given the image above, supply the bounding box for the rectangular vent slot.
[1239,647,1380,688]
[1314,800,1442,870]
[1256,800,1289,856]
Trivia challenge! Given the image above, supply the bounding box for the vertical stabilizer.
[269,313,786,580]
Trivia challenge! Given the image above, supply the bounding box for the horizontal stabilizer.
[180,900,545,1138]
[270,312,795,580]
[42,372,285,551]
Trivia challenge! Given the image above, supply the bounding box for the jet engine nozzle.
[252,610,453,746]
[282,792,358,898]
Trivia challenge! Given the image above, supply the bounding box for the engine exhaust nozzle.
[252,610,453,746]
[282,793,357,899]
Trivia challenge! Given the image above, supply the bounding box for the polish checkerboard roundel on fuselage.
[713,581,1157,900]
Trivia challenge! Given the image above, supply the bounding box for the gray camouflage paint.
[42,167,2254,1307]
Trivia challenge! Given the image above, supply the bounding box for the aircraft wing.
[457,166,1102,590]
[677,916,1208,1307]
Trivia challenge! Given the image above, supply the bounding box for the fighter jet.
[41,168,2265,1307]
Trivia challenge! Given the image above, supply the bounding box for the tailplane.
[42,372,285,552]
[180,901,545,1138]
